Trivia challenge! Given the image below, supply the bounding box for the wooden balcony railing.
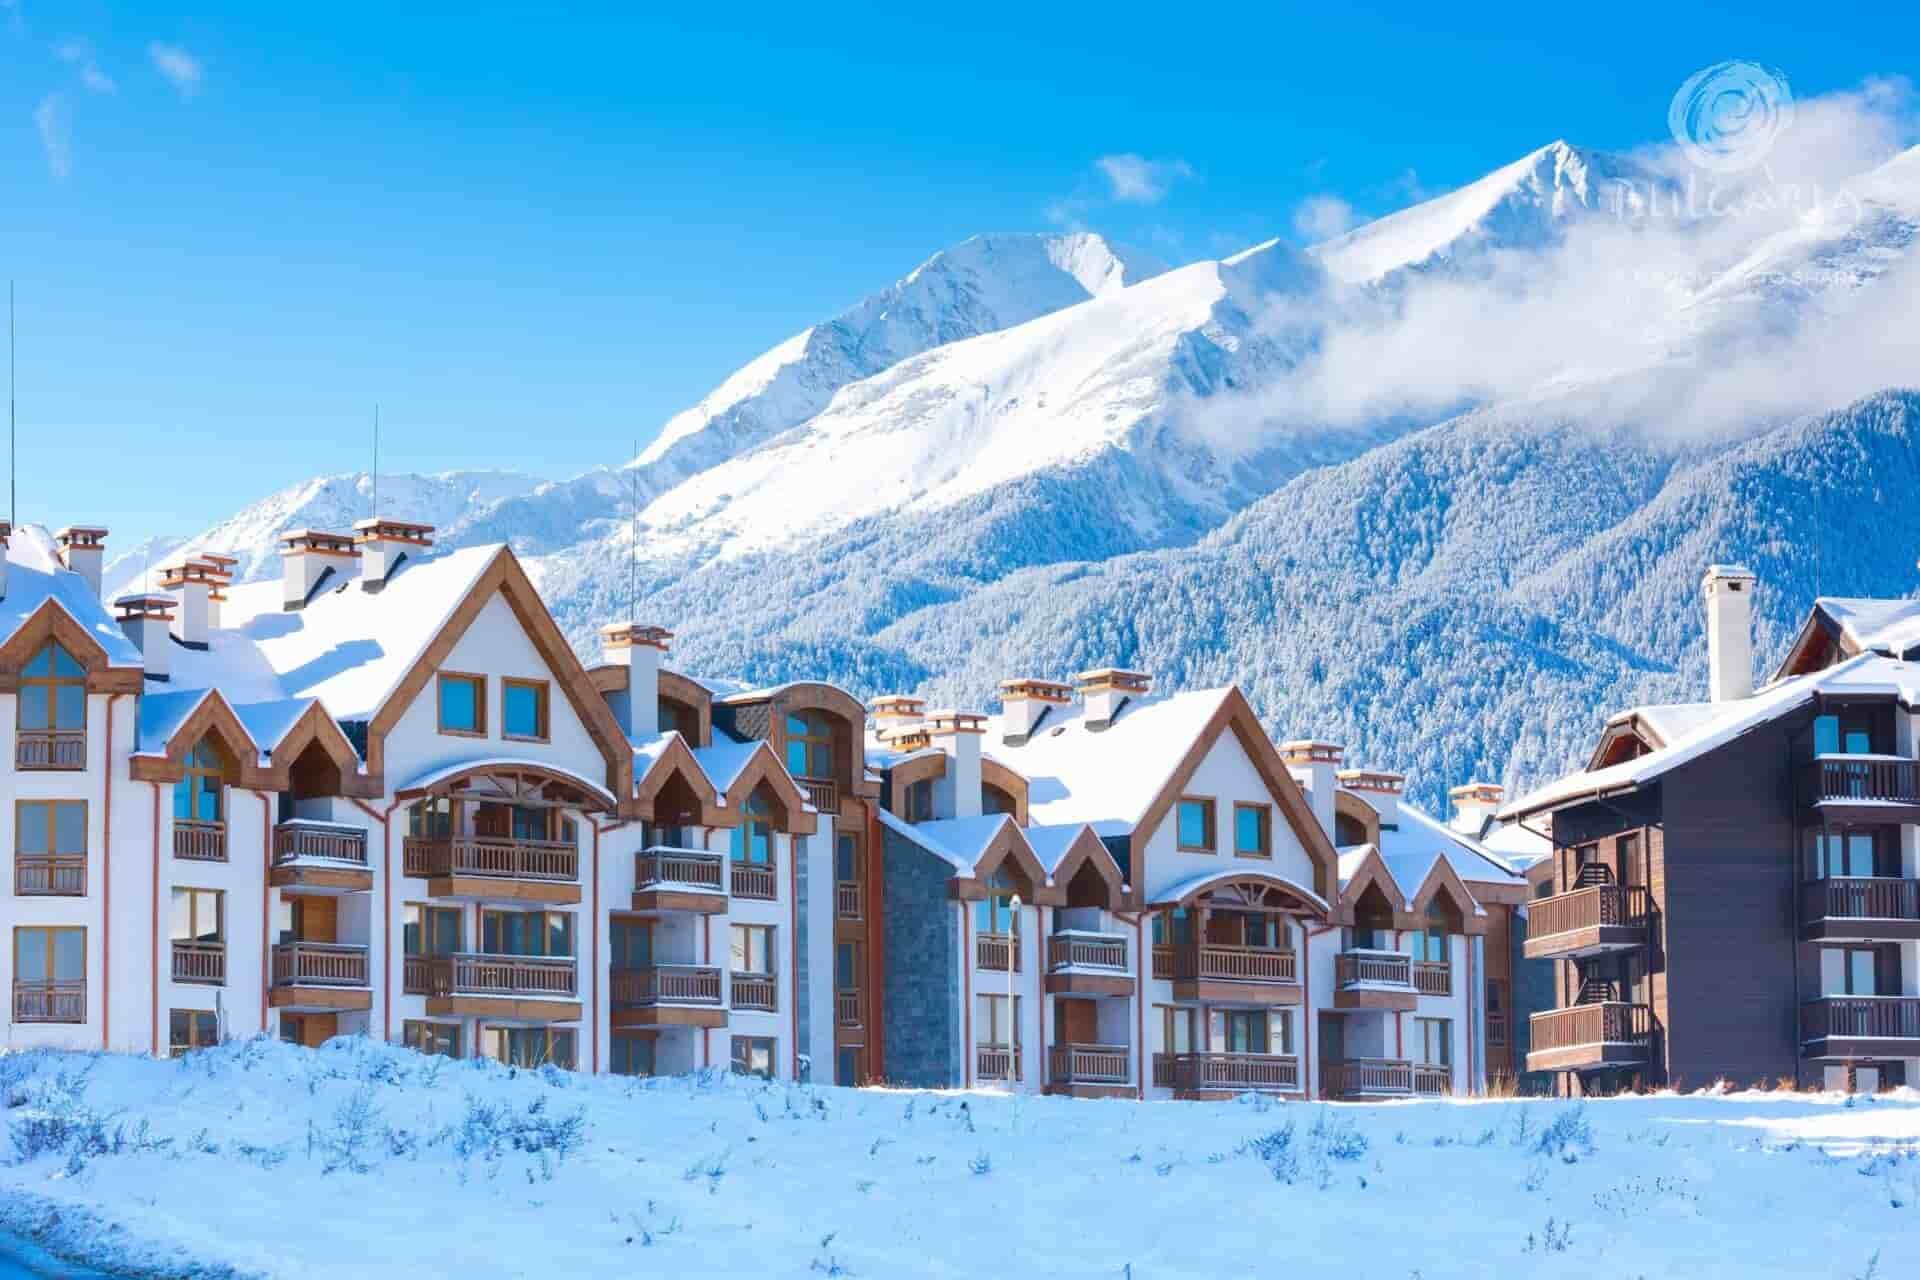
[836,880,863,920]
[1413,961,1452,996]
[1049,1043,1129,1086]
[403,836,577,882]
[1528,883,1650,940]
[731,972,776,1011]
[1412,1063,1452,1096]
[636,847,725,891]
[402,954,430,995]
[1046,932,1128,972]
[424,953,578,999]
[1334,949,1409,988]
[836,988,862,1027]
[15,730,85,771]
[1529,1001,1652,1053]
[1802,996,1920,1042]
[1175,943,1297,984]
[1488,1013,1508,1048]
[173,820,228,863]
[1326,1057,1414,1096]
[1151,944,1174,980]
[1806,756,1920,805]
[273,821,368,865]
[171,940,227,985]
[609,964,720,1007]
[1153,1052,1299,1092]
[976,931,1020,971]
[14,852,85,896]
[731,862,777,900]
[271,942,370,988]
[12,978,85,1023]
[1802,878,1920,923]
[797,777,838,813]
[976,1044,1020,1081]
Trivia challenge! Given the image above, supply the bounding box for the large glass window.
[1412,901,1450,964]
[171,887,224,943]
[731,1035,776,1079]
[502,678,549,741]
[1211,1008,1289,1055]
[481,1026,575,1069]
[785,712,834,780]
[1414,1017,1452,1067]
[403,1020,462,1058]
[1234,803,1272,858]
[170,1009,219,1055]
[610,919,654,968]
[1808,828,1883,879]
[1159,1004,1194,1054]
[1151,908,1192,946]
[973,869,1021,934]
[20,642,86,734]
[16,800,86,894]
[173,738,225,824]
[904,779,934,823]
[975,994,1019,1047]
[402,904,462,955]
[730,790,775,866]
[612,1033,655,1077]
[437,673,485,735]
[835,833,859,883]
[482,909,573,958]
[1177,798,1216,852]
[835,941,860,990]
[15,926,85,983]
[731,924,776,975]
[1824,947,1881,996]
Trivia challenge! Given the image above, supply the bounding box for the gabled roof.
[0,526,145,672]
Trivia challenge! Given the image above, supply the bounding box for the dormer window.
[785,711,835,781]
[174,738,225,824]
[17,641,86,770]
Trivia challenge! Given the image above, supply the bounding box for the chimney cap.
[1278,739,1345,765]
[1073,667,1152,694]
[1702,563,1756,587]
[54,525,109,546]
[1337,767,1405,795]
[999,678,1073,704]
[924,709,988,736]
[279,529,358,556]
[158,559,232,589]
[1449,781,1505,804]
[113,593,176,621]
[600,621,672,650]
[198,551,240,568]
[353,517,437,546]
[870,694,927,718]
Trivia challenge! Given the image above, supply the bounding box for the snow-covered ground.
[2,1040,1916,1279]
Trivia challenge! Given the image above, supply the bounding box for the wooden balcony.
[1324,1057,1450,1097]
[730,861,777,901]
[270,821,372,891]
[1046,1043,1132,1097]
[836,988,863,1027]
[797,776,838,814]
[633,847,727,913]
[12,979,85,1023]
[1171,943,1300,1004]
[836,880,863,921]
[731,972,777,1012]
[1525,1001,1652,1073]
[1804,756,1920,822]
[1801,996,1920,1059]
[1333,949,1416,1011]
[419,952,580,1021]
[14,852,85,896]
[171,940,226,985]
[1045,930,1133,996]
[976,931,1020,972]
[975,1043,1020,1082]
[1801,878,1920,943]
[173,820,228,863]
[1413,961,1452,997]
[1523,883,1650,959]
[1153,1051,1299,1097]
[402,836,580,904]
[610,964,725,1029]
[15,729,85,771]
[269,942,372,1011]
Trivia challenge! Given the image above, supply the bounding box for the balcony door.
[611,919,655,968]
[1806,827,1892,880]
[482,909,573,959]
[1821,947,1886,997]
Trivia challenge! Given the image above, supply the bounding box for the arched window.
[731,788,775,866]
[983,784,1016,816]
[785,711,835,780]
[174,737,225,825]
[1334,811,1369,847]
[19,641,86,768]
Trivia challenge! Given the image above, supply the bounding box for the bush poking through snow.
[1522,1217,1574,1254]
[1535,1104,1595,1162]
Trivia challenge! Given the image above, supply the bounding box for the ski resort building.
[1504,565,1920,1094]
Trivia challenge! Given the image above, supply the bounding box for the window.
[835,832,860,884]
[731,924,776,976]
[13,926,85,1021]
[1808,828,1885,879]
[502,678,550,741]
[835,941,861,991]
[437,672,485,736]
[402,904,462,955]
[973,869,1021,935]
[1334,811,1369,846]
[403,1020,462,1058]
[785,711,835,780]
[170,1009,219,1055]
[904,778,934,823]
[836,1046,863,1087]
[1233,803,1272,858]
[482,909,574,958]
[1823,947,1881,996]
[610,919,654,968]
[1414,1017,1453,1067]
[1411,901,1450,964]
[1159,1004,1195,1054]
[408,796,454,839]
[659,698,698,741]
[1813,711,1882,756]
[15,800,86,895]
[481,1025,575,1069]
[1617,832,1643,885]
[983,784,1017,816]
[612,1033,655,1077]
[1176,798,1216,852]
[731,1035,776,1079]
[171,887,224,944]
[1151,908,1192,946]
[731,789,775,866]
[975,994,1020,1048]
[173,738,225,824]
[19,641,85,766]
[1211,1008,1289,1055]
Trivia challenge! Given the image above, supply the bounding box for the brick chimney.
[600,622,671,741]
[353,518,435,592]
[158,559,229,650]
[54,526,108,598]
[1074,668,1151,730]
[1703,564,1756,702]
[279,530,357,610]
[998,679,1071,745]
[925,710,987,818]
[115,594,175,681]
[1448,781,1505,836]
[1279,740,1344,844]
[1338,767,1405,828]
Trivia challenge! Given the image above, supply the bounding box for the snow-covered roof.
[136,688,219,756]
[1384,801,1521,891]
[1480,820,1552,869]
[232,697,317,754]
[1150,866,1328,914]
[691,740,762,792]
[1025,822,1093,876]
[1625,701,1723,746]
[905,814,1020,876]
[0,526,144,668]
[1816,596,1920,657]
[875,807,973,873]
[395,756,619,809]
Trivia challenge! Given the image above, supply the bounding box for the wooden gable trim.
[723,742,819,836]
[1406,856,1488,936]
[266,701,382,799]
[1128,688,1343,920]
[980,756,1030,825]
[128,690,269,789]
[887,752,946,814]
[1338,845,1412,928]
[1774,607,1853,681]
[763,682,876,800]
[1333,790,1380,847]
[658,670,713,748]
[1152,869,1327,913]
[0,599,144,694]
[949,819,1060,905]
[1044,825,1126,909]
[634,735,733,828]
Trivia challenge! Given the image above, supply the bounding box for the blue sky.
[2,1,1911,542]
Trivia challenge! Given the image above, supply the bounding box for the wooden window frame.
[169,1008,220,1055]
[402,902,465,956]
[436,671,487,738]
[1158,1003,1195,1054]
[612,1032,657,1077]
[500,677,551,744]
[172,886,225,942]
[1176,796,1217,853]
[14,924,87,982]
[974,992,1021,1050]
[1232,802,1272,859]
[402,1019,463,1058]
[730,1034,777,1079]
[18,641,87,769]
[730,923,777,978]
[480,907,575,959]
[784,711,836,783]
[1414,1016,1452,1068]
[15,798,87,896]
[176,738,226,825]
[481,1023,576,1070]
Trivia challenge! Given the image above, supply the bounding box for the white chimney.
[1280,740,1344,843]
[1449,782,1505,836]
[998,679,1072,744]
[279,530,358,610]
[1703,564,1757,703]
[926,710,987,818]
[353,517,435,591]
[600,622,671,741]
[115,594,174,681]
[870,695,928,745]
[199,553,239,630]
[0,521,11,601]
[54,526,108,598]
[158,559,227,650]
[1074,668,1151,729]
[1338,768,1405,829]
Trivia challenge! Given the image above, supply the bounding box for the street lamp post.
[1008,892,1022,1092]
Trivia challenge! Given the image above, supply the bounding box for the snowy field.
[2,1040,1917,1280]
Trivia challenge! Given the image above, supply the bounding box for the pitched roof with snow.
[0,526,144,668]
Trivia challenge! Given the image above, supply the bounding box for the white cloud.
[34,93,70,179]
[57,38,116,94]
[149,41,203,98]
[1292,195,1357,242]
[1095,153,1194,204]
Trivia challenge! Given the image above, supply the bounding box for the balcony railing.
[1326,1057,1414,1096]
[636,847,725,891]
[173,820,227,863]
[1528,883,1650,941]
[15,730,85,771]
[1049,1043,1130,1086]
[14,852,85,896]
[731,862,776,900]
[1529,1001,1652,1054]
[797,777,838,813]
[1175,943,1297,984]
[1412,1063,1452,1096]
[1335,949,1411,988]
[976,931,1020,971]
[403,836,577,882]
[424,953,578,999]
[1046,931,1128,972]
[271,942,369,988]
[1153,1052,1299,1092]
[609,964,720,1007]
[1806,756,1920,806]
[12,978,85,1023]
[976,1043,1020,1081]
[836,880,863,920]
[1151,944,1174,980]
[273,821,368,865]
[836,988,862,1026]
[731,972,777,1012]
[1802,878,1920,924]
[171,940,226,985]
[1413,961,1452,997]
[1802,995,1920,1042]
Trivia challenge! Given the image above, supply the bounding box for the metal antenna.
[372,404,380,518]
[9,280,15,529]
